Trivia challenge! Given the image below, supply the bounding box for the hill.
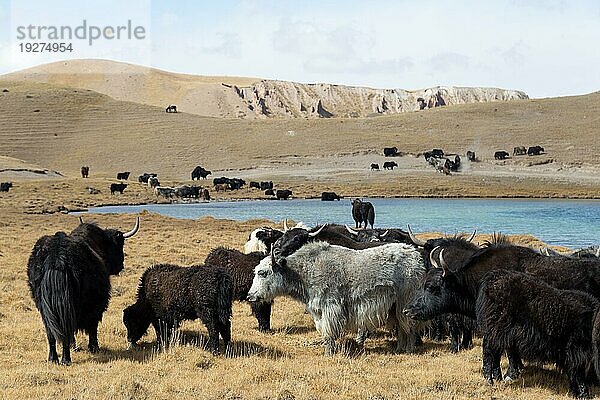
[1,59,528,118]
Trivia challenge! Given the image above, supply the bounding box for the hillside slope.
[0,80,597,183]
[1,59,528,118]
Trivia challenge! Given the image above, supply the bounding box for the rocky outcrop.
[232,80,528,118]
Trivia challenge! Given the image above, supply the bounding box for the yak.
[1,182,13,192]
[27,217,140,365]
[477,269,600,398]
[321,191,341,201]
[466,151,476,162]
[384,147,398,157]
[116,172,130,180]
[406,225,479,353]
[205,247,272,332]
[248,241,427,355]
[276,189,292,200]
[80,166,89,178]
[138,173,157,183]
[123,262,232,353]
[110,182,127,194]
[383,161,398,170]
[351,199,375,229]
[191,166,211,180]
[528,145,545,156]
[513,146,527,156]
[404,240,600,383]
[370,163,380,170]
[494,151,509,160]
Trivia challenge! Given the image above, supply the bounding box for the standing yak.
[27,217,140,365]
[351,199,375,229]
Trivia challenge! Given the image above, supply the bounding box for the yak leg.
[46,328,59,363]
[482,337,502,383]
[217,318,232,353]
[355,329,368,346]
[461,327,473,350]
[448,320,461,353]
[567,366,589,399]
[205,318,220,355]
[250,301,272,333]
[504,347,523,382]
[323,336,337,356]
[60,336,72,366]
[87,324,100,353]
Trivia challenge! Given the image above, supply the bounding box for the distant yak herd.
[374,145,546,175]
[26,206,600,397]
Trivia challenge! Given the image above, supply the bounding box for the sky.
[0,0,599,98]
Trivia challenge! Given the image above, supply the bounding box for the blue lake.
[81,198,600,248]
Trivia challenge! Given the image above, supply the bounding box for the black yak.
[80,166,89,178]
[477,269,600,398]
[110,182,127,194]
[123,263,233,354]
[27,217,140,365]
[351,199,375,229]
[116,172,130,180]
[205,247,272,332]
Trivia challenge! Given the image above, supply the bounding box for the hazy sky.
[0,0,599,98]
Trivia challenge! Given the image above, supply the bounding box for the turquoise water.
[81,198,600,248]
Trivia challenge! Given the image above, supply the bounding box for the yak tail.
[593,308,600,383]
[40,267,77,343]
[216,268,233,326]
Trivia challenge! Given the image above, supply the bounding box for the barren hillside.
[1,59,528,118]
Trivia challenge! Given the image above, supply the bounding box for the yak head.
[403,248,466,320]
[72,217,140,275]
[271,225,325,267]
[243,227,284,255]
[247,256,285,303]
[123,303,151,347]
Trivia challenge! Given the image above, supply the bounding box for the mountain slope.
[1,59,528,118]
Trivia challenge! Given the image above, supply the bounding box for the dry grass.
[0,188,588,399]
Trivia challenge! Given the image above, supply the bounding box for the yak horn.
[438,248,449,277]
[79,216,85,224]
[380,230,389,238]
[407,224,426,246]
[283,219,289,232]
[467,229,477,243]
[345,225,359,236]
[429,246,441,269]
[123,217,140,239]
[308,224,326,237]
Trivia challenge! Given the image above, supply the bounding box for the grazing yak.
[513,146,527,156]
[213,177,246,190]
[466,151,476,162]
[343,225,412,245]
[80,166,89,178]
[27,217,140,365]
[147,176,160,188]
[259,181,274,191]
[383,161,398,170]
[265,189,275,196]
[1,182,13,192]
[249,181,261,189]
[155,186,175,198]
[370,163,380,170]
[174,185,200,198]
[110,183,127,194]
[276,189,292,200]
[205,248,272,332]
[494,151,509,160]
[191,166,211,180]
[321,191,341,201]
[248,241,427,355]
[403,240,600,384]
[165,105,177,113]
[138,173,157,183]
[116,172,130,180]
[477,269,600,398]
[351,199,375,229]
[384,147,399,157]
[528,145,544,156]
[123,263,232,354]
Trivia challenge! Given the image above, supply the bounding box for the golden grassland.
[0,79,599,199]
[0,185,588,400]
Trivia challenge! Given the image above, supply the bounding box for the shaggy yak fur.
[248,241,426,355]
[204,247,272,332]
[27,220,137,365]
[123,263,233,354]
[477,270,600,398]
[243,227,284,254]
[404,239,600,387]
[407,232,480,353]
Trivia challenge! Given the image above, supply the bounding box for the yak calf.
[123,263,233,354]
